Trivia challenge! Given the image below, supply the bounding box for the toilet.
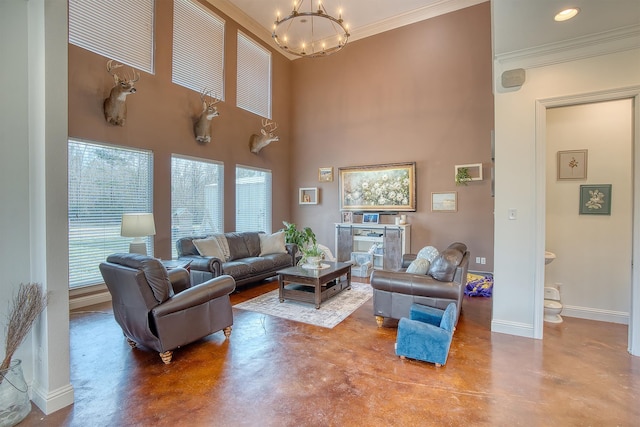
[544,287,563,323]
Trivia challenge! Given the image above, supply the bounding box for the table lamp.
[121,213,156,255]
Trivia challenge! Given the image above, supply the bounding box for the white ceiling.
[212,0,640,58]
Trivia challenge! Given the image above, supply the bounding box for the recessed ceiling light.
[555,8,580,22]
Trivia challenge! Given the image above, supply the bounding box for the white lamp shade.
[121,213,156,237]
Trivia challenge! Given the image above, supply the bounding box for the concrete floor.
[21,277,640,426]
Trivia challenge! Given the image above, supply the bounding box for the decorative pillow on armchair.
[406,257,431,274]
[259,231,287,256]
[417,246,439,262]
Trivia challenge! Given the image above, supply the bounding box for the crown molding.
[350,0,487,43]
[495,24,640,70]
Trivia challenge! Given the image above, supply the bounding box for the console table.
[335,223,411,271]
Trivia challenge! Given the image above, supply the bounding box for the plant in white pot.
[300,244,324,267]
[0,283,47,427]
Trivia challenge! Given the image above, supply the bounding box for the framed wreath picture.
[557,149,588,180]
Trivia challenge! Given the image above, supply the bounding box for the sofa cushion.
[225,232,251,261]
[427,247,464,282]
[243,232,263,257]
[222,261,252,280]
[406,257,431,274]
[192,237,225,260]
[416,246,439,263]
[259,231,287,256]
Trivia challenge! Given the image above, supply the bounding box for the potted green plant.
[455,167,472,186]
[300,243,324,267]
[281,221,320,265]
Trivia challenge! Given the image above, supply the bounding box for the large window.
[237,31,272,118]
[68,140,153,288]
[171,155,224,258]
[68,0,154,73]
[236,165,272,233]
[172,0,225,97]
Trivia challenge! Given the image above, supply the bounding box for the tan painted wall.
[68,0,292,260]
[289,3,495,270]
[69,1,494,269]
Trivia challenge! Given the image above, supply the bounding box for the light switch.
[508,208,517,220]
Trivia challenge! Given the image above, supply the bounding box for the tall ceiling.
[213,0,640,58]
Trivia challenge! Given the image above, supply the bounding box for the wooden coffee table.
[277,261,352,309]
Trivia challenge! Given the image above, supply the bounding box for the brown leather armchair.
[99,253,236,364]
[370,242,469,327]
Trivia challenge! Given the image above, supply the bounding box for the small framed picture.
[557,150,588,180]
[431,192,457,212]
[362,213,379,224]
[579,184,612,215]
[318,167,333,182]
[342,211,353,223]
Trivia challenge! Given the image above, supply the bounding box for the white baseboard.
[69,290,111,310]
[491,319,536,338]
[31,382,74,415]
[562,305,629,325]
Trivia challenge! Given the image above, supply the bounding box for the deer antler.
[200,89,221,105]
[262,118,278,133]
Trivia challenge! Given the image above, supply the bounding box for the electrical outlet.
[475,257,481,263]
[480,257,486,265]
[508,208,517,220]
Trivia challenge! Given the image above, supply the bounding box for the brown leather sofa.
[176,231,297,287]
[99,253,236,364]
[369,242,469,327]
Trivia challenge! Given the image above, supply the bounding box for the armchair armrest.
[370,270,460,301]
[167,268,190,294]
[286,243,298,265]
[152,275,236,317]
[177,255,222,277]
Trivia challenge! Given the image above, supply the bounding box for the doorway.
[535,87,640,355]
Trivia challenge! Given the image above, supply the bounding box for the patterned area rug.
[233,281,372,329]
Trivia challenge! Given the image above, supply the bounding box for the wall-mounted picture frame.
[318,167,333,182]
[342,211,353,224]
[339,162,416,211]
[431,192,457,212]
[557,149,588,180]
[299,187,318,205]
[362,213,379,224]
[579,184,611,215]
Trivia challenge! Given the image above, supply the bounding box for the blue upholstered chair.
[395,302,457,367]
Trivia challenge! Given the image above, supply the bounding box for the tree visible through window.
[68,140,153,288]
[236,165,271,233]
[171,155,224,258]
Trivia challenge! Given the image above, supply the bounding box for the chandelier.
[272,0,350,58]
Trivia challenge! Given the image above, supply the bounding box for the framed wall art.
[341,211,353,223]
[318,167,333,182]
[339,162,416,211]
[579,184,611,215]
[557,149,588,180]
[431,192,457,212]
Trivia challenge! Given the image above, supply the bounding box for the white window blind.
[172,0,225,97]
[68,0,154,74]
[171,155,224,258]
[68,140,153,288]
[236,165,272,233]
[237,31,272,118]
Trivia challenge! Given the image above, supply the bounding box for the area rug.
[233,282,372,329]
[465,273,494,297]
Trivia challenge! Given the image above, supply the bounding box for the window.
[172,0,225,97]
[68,0,154,73]
[68,140,153,288]
[171,155,224,258]
[237,31,272,118]
[236,165,272,233]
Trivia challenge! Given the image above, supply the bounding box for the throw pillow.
[427,248,464,282]
[417,246,439,262]
[192,237,226,260]
[406,257,431,275]
[259,231,287,256]
[210,234,230,261]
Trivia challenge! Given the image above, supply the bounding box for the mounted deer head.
[103,60,140,126]
[249,119,279,154]
[194,89,221,143]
